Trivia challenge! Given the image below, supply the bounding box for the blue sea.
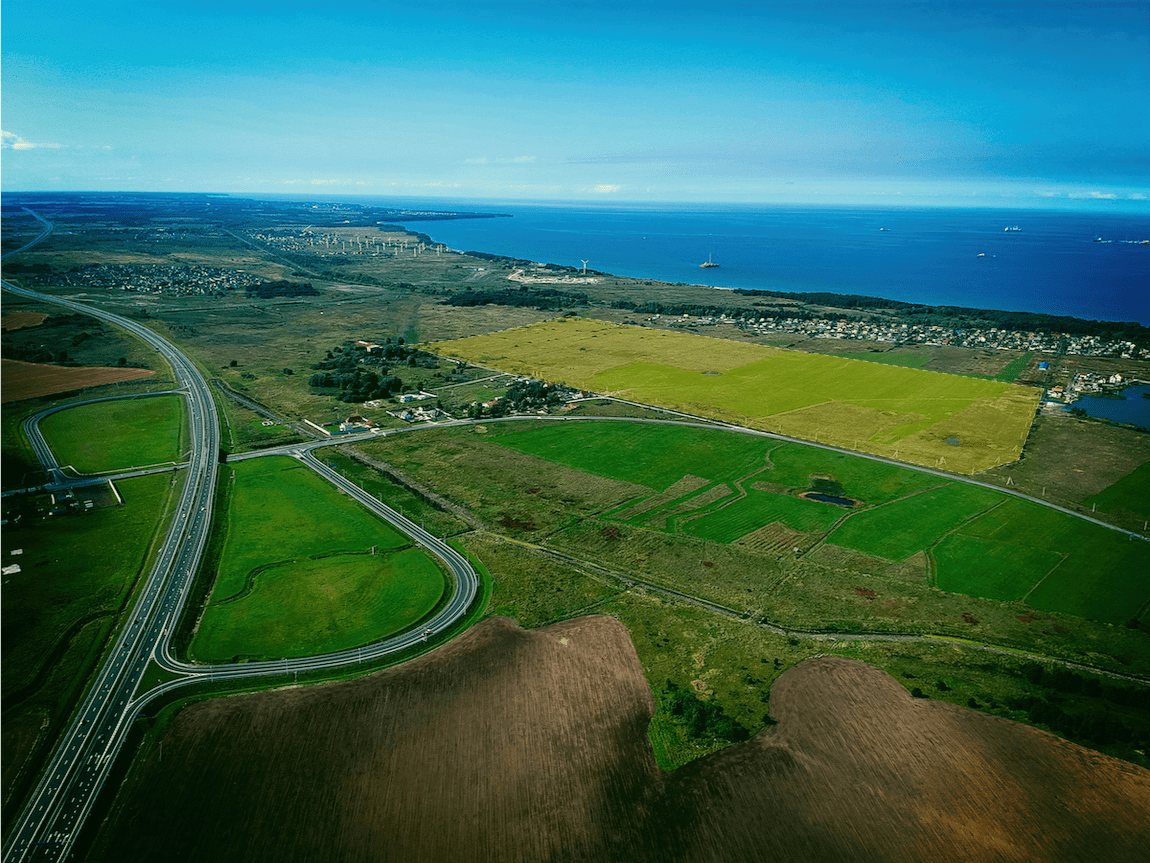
[376,201,1149,326]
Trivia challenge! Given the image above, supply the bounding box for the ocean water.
[379,201,1150,325]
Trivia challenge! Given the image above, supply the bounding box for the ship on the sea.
[700,253,719,268]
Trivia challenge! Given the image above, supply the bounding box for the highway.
[3,256,480,860]
[1,281,221,863]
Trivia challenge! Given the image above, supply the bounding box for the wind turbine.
[581,260,589,275]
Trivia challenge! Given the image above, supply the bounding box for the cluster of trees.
[444,287,590,310]
[662,681,751,743]
[1,314,113,365]
[1,262,53,274]
[1008,662,1150,749]
[3,343,73,365]
[307,338,441,402]
[245,280,320,299]
[308,369,403,403]
[313,339,439,372]
[466,379,572,418]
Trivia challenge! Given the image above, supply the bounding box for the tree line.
[245,280,320,299]
[444,286,590,311]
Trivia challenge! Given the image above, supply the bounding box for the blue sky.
[3,0,1148,208]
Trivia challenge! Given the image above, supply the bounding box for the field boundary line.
[512,534,1150,686]
[1020,552,1072,605]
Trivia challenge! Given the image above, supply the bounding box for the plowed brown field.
[0,311,48,331]
[1,359,155,402]
[93,618,1150,863]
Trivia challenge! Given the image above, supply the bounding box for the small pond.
[1063,383,1150,429]
[801,492,860,507]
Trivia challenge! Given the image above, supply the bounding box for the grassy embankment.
[189,456,447,662]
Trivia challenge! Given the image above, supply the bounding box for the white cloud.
[591,184,621,194]
[1,130,63,150]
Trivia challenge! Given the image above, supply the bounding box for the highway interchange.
[2,221,482,862]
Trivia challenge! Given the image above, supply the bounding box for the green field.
[189,457,445,661]
[480,420,1150,626]
[40,395,185,473]
[683,489,846,542]
[193,549,444,661]
[825,483,1002,561]
[431,318,1042,473]
[495,420,768,491]
[948,498,1150,623]
[1084,460,1150,524]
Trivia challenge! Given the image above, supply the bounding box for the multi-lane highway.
[2,272,480,862]
[1,280,221,863]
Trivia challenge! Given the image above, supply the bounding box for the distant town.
[654,312,1150,361]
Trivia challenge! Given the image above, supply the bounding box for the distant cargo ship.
[700,253,719,268]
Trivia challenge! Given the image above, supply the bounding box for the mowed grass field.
[190,457,446,662]
[39,394,185,473]
[429,317,1041,473]
[485,420,1150,626]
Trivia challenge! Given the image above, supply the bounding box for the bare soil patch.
[1,359,156,403]
[95,622,1150,863]
[0,311,48,331]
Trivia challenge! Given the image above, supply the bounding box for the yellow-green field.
[429,318,1041,474]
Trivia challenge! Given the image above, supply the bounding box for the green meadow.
[39,395,185,473]
[485,420,1150,626]
[189,457,446,662]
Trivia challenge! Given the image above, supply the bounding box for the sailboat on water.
[699,252,719,268]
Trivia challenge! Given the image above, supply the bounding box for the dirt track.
[93,617,1150,863]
